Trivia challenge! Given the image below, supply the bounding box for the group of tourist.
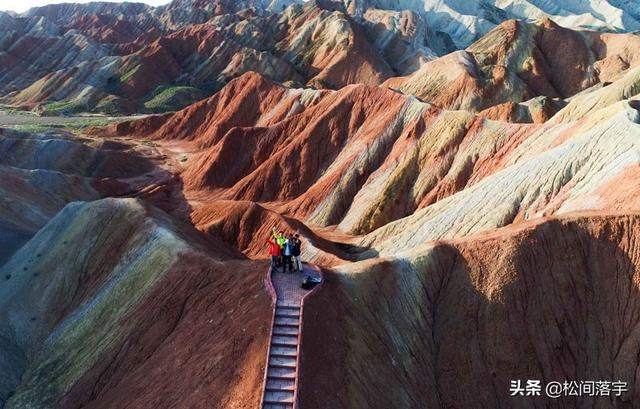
[267,228,303,273]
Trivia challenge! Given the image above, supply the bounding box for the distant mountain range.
[346,0,640,50]
[1,0,640,117]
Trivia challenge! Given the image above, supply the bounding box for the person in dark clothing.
[292,234,302,272]
[276,230,286,267]
[282,233,295,273]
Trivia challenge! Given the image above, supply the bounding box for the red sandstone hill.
[65,14,153,44]
[0,126,277,408]
[108,71,640,249]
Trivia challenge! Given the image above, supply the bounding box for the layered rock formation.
[0,125,273,409]
[5,0,640,120]
[299,213,640,408]
[108,72,640,250]
[384,18,640,120]
[0,1,397,114]
[0,127,172,265]
[345,0,640,52]
[0,198,270,409]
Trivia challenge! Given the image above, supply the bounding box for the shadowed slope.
[300,212,640,408]
[549,67,640,124]
[0,198,268,409]
[0,127,193,269]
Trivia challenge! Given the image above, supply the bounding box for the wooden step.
[270,345,297,356]
[271,335,297,346]
[276,301,300,309]
[274,316,299,326]
[263,403,293,409]
[267,366,296,379]
[275,311,299,319]
[269,355,296,368]
[264,390,294,404]
[275,310,299,319]
[275,307,299,313]
[266,378,295,392]
[273,325,299,336]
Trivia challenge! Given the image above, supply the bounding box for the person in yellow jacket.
[273,229,287,267]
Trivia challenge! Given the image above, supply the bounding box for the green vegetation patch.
[10,117,125,134]
[143,85,207,113]
[95,96,124,115]
[42,100,89,116]
[120,64,141,83]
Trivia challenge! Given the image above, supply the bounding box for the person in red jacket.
[267,234,281,273]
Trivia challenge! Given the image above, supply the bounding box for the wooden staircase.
[261,265,321,409]
[262,301,301,409]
